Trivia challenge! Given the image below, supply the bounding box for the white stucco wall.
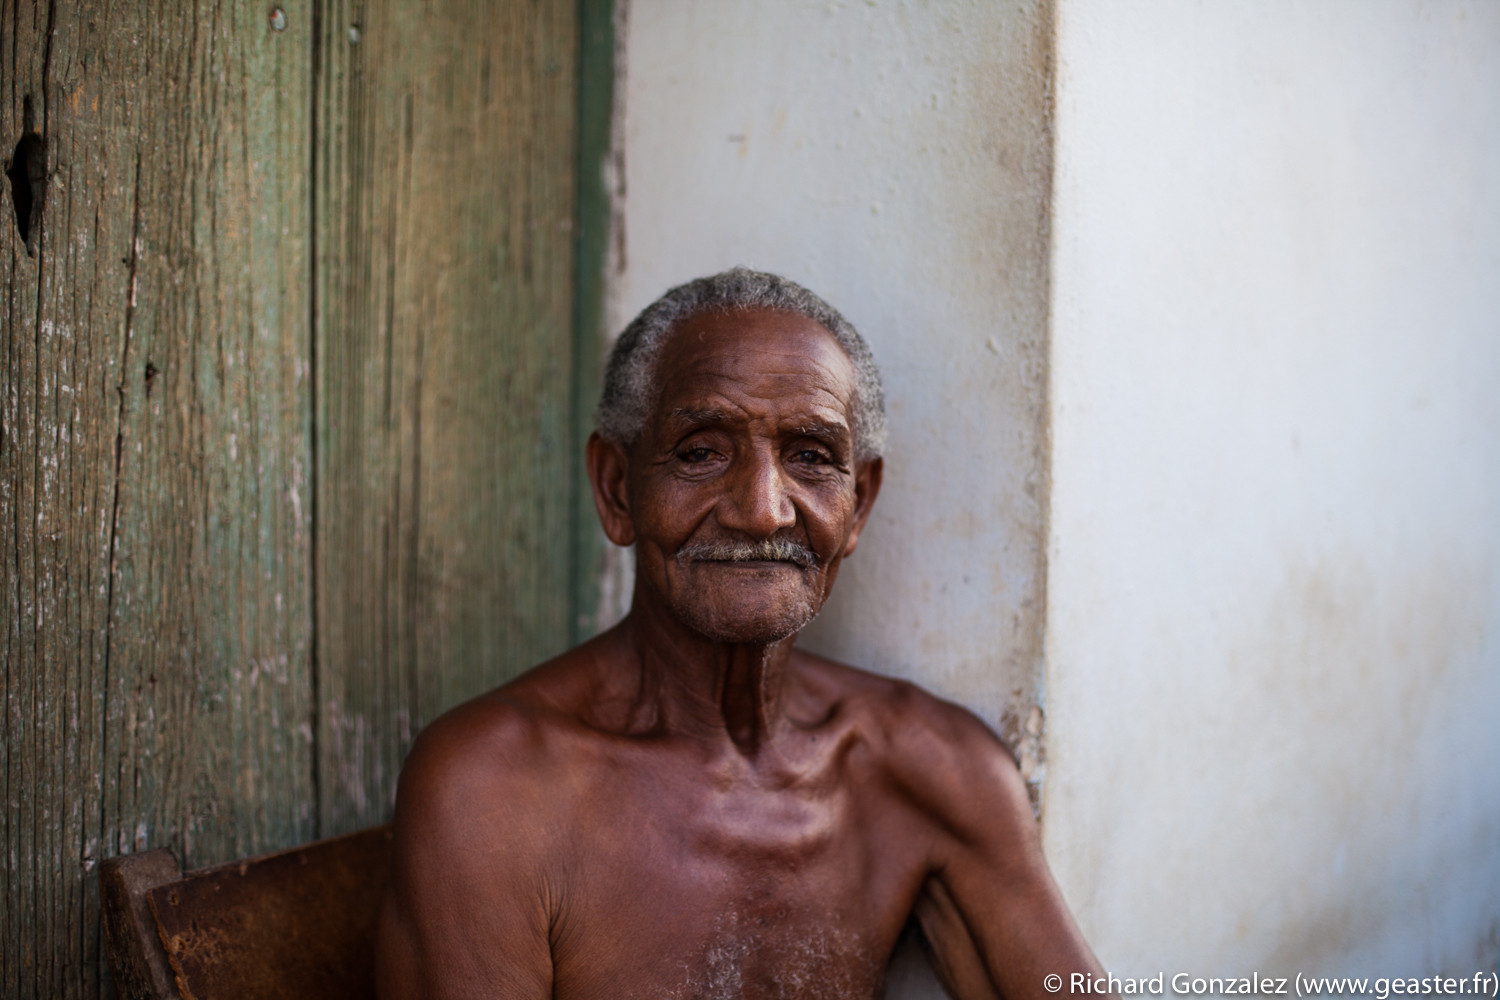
[1045,0,1500,976]
[612,0,1500,984]
[607,0,1054,763]
[609,6,1052,994]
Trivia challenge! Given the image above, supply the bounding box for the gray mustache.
[676,537,818,569]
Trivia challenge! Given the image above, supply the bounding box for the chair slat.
[145,825,393,1000]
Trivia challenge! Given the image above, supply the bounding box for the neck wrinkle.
[621,596,796,758]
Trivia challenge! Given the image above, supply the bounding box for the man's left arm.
[895,699,1110,1000]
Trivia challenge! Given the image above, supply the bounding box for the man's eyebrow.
[794,421,850,441]
[666,407,728,426]
[664,409,849,441]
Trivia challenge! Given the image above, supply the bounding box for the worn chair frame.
[100,825,392,1000]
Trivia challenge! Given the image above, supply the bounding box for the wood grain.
[2,0,596,995]
[312,0,580,836]
[2,3,315,995]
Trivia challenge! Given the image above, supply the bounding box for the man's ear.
[587,432,636,547]
[841,456,883,558]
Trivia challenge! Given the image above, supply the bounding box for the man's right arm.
[376,701,557,1000]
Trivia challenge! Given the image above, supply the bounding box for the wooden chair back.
[101,825,393,1000]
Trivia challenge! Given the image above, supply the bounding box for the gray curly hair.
[594,268,887,461]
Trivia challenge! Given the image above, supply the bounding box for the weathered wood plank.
[95,0,316,864]
[313,0,580,835]
[1,3,315,996]
[3,6,121,995]
[569,0,616,646]
[4,0,599,991]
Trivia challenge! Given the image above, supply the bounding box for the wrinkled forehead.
[649,307,859,424]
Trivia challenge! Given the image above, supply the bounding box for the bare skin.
[376,307,1108,999]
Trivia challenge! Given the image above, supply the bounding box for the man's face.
[605,307,881,645]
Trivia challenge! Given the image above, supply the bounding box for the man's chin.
[667,593,821,646]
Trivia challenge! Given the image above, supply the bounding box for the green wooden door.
[0,1,610,995]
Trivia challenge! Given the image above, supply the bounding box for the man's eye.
[679,447,715,463]
[794,449,830,465]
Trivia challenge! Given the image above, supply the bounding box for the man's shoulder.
[793,650,1031,830]
[393,649,600,834]
[794,650,1005,756]
[398,689,548,794]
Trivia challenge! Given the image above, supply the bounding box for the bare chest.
[548,760,924,1000]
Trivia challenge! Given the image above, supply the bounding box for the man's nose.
[720,447,797,538]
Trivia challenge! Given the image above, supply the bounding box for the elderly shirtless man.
[376,269,1106,999]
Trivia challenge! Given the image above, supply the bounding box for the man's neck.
[615,589,798,757]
